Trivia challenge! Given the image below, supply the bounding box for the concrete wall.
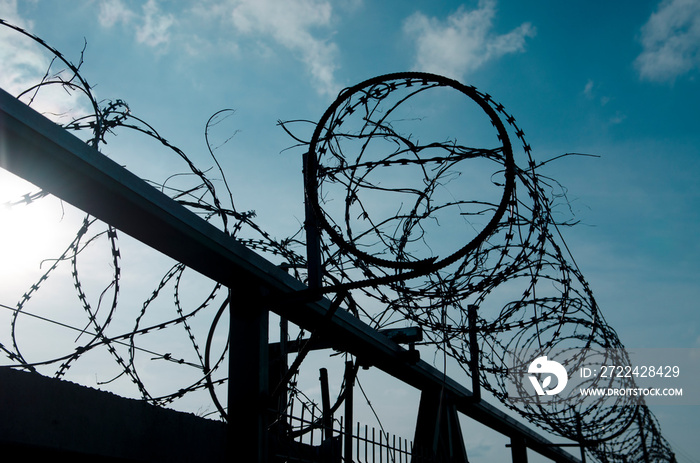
[0,368,228,461]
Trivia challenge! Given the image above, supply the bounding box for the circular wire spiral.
[0,21,676,462]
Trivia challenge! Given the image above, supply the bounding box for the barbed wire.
[0,20,676,462]
[0,18,299,419]
[295,72,676,462]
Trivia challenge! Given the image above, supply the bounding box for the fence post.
[412,387,468,462]
[228,287,269,463]
[320,368,332,441]
[575,412,586,463]
[638,411,650,463]
[344,361,355,462]
[467,305,481,402]
[510,436,528,463]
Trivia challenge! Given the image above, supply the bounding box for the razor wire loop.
[301,72,668,456]
[304,72,516,281]
[0,19,677,462]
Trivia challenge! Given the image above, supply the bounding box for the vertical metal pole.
[575,412,586,463]
[228,287,269,463]
[303,150,323,291]
[278,317,289,413]
[468,305,481,401]
[638,411,650,463]
[344,360,355,463]
[280,317,288,366]
[510,436,528,463]
[320,367,332,441]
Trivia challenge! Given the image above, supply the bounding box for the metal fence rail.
[0,85,582,463]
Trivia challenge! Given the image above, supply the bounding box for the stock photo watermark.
[503,348,699,407]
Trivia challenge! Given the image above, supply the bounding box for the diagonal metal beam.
[0,87,579,463]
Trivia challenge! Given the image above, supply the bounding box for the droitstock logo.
[527,356,568,396]
[504,348,695,407]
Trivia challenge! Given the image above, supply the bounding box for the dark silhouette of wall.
[0,368,227,462]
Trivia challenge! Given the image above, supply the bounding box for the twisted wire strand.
[299,72,675,461]
[0,21,675,462]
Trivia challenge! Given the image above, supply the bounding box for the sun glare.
[0,169,76,286]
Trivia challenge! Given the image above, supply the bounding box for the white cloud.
[0,0,88,120]
[0,0,43,96]
[226,0,340,96]
[583,79,611,106]
[97,0,174,49]
[135,0,174,48]
[120,0,341,96]
[635,0,700,82]
[610,111,627,125]
[403,0,535,80]
[98,0,135,28]
[582,80,622,122]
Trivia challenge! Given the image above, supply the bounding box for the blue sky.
[1,0,699,461]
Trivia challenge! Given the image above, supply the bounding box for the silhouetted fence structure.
[0,18,677,463]
[273,411,415,463]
